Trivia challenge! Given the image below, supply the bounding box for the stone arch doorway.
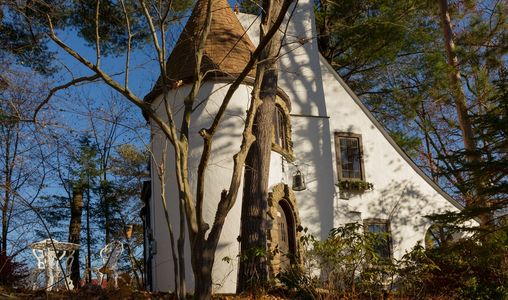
[267,183,302,276]
[275,199,297,270]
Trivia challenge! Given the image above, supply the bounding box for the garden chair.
[94,240,124,288]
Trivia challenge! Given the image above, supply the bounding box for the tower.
[144,0,300,293]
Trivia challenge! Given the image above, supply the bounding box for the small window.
[364,219,392,260]
[273,107,288,150]
[335,133,365,180]
[271,102,294,161]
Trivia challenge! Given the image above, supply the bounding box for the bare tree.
[15,0,296,297]
[0,70,52,259]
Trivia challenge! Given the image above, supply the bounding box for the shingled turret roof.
[144,0,256,103]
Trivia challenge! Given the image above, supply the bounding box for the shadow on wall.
[348,180,446,255]
[278,6,335,241]
[188,83,250,169]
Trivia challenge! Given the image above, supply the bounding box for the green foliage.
[395,243,439,297]
[73,135,100,190]
[275,265,314,299]
[314,223,395,298]
[0,0,61,74]
[336,179,373,191]
[277,223,508,299]
[108,143,148,243]
[432,71,508,223]
[277,223,397,299]
[66,0,151,55]
[315,0,507,204]
[422,227,508,299]
[462,74,507,207]
[390,130,421,157]
[238,0,262,15]
[37,135,101,240]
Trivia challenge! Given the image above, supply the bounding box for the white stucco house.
[141,0,465,293]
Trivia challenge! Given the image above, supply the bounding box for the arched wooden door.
[276,199,296,270]
[267,184,301,276]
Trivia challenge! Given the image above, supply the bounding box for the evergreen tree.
[1,0,193,74]
[38,135,100,285]
[315,0,507,210]
[109,143,149,287]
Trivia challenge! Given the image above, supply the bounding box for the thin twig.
[95,0,101,66]
[119,0,132,87]
[32,75,100,123]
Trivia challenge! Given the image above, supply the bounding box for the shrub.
[277,223,508,299]
[0,254,29,287]
[423,227,508,299]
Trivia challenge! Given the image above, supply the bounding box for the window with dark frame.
[273,106,288,150]
[364,219,392,261]
[335,133,364,180]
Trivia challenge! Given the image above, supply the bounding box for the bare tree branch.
[32,75,100,123]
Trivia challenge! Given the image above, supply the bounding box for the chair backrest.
[100,240,124,268]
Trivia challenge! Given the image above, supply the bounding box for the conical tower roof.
[145,0,256,102]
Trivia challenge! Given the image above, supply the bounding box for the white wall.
[239,0,337,242]
[150,81,255,293]
[318,57,464,258]
[238,0,465,259]
[150,0,467,294]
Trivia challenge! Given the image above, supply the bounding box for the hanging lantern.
[292,170,306,191]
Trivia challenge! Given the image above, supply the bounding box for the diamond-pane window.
[273,107,288,150]
[365,220,392,261]
[335,133,365,180]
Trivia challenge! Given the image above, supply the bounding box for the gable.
[318,54,464,211]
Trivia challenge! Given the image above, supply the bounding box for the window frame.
[273,106,288,150]
[363,218,392,261]
[334,132,366,181]
[272,99,294,161]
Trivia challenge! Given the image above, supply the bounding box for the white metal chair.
[94,240,124,288]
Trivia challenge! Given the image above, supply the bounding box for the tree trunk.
[192,246,214,300]
[1,129,12,257]
[177,196,186,299]
[438,0,489,225]
[1,175,9,257]
[86,182,92,283]
[438,0,476,160]
[1,179,9,257]
[101,175,111,244]
[238,0,283,292]
[68,186,84,288]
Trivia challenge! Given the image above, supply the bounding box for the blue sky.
[5,0,251,261]
[42,0,248,148]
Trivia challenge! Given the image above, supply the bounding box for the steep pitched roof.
[144,0,256,103]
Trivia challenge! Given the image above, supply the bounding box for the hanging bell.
[292,170,306,191]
